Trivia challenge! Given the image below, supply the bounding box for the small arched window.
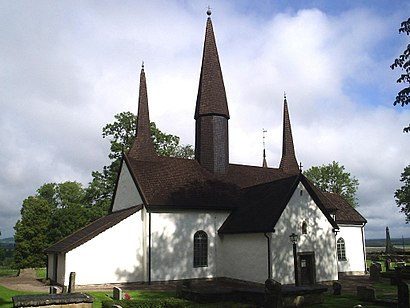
[193,230,208,267]
[301,221,307,234]
[337,238,347,261]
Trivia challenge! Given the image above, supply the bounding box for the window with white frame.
[337,237,347,261]
[193,230,208,267]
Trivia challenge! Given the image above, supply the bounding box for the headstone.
[374,262,382,272]
[113,287,123,300]
[357,286,376,302]
[398,281,410,308]
[385,259,391,271]
[49,286,58,294]
[369,263,380,281]
[264,278,283,308]
[397,262,406,268]
[332,282,342,295]
[68,272,76,293]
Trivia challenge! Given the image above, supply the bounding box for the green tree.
[391,18,410,132]
[14,197,52,268]
[37,182,94,245]
[304,161,359,207]
[394,164,410,223]
[87,112,194,214]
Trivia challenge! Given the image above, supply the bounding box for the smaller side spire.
[262,128,268,168]
[128,63,157,160]
[279,94,299,174]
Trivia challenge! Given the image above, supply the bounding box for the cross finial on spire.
[299,162,303,173]
[141,61,144,70]
[284,91,287,101]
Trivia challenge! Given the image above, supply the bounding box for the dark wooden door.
[300,254,315,285]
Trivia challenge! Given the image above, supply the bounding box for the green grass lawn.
[0,281,401,308]
[0,285,44,308]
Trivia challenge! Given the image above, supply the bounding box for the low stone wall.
[12,293,93,308]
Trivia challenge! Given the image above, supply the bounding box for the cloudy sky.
[1,0,409,240]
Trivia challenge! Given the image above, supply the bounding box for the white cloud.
[0,1,409,240]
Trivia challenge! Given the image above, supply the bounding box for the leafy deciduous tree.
[395,164,410,223]
[391,18,410,132]
[304,161,359,207]
[14,197,52,268]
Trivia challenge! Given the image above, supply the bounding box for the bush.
[102,297,192,308]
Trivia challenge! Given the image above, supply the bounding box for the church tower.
[194,10,230,174]
[128,64,157,161]
[279,95,299,174]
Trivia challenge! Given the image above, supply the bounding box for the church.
[45,12,367,287]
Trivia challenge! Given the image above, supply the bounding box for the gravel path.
[0,269,49,292]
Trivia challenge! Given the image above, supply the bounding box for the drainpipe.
[264,233,272,279]
[148,212,152,284]
[361,224,367,273]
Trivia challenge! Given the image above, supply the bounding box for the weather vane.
[263,128,267,149]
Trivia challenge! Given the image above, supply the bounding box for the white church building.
[46,12,367,287]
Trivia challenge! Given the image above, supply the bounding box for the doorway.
[298,252,316,285]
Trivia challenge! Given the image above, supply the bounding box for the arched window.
[337,238,346,261]
[301,221,308,234]
[193,230,208,267]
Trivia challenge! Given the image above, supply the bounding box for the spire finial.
[284,91,287,101]
[207,5,212,17]
[262,128,268,168]
[141,61,145,70]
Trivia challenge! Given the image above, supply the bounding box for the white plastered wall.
[271,182,338,284]
[112,162,143,212]
[219,233,269,283]
[219,182,338,284]
[336,224,366,274]
[64,210,145,285]
[150,211,229,281]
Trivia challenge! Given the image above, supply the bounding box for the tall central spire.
[279,95,299,174]
[194,11,230,174]
[128,64,157,160]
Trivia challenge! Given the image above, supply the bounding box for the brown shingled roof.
[219,174,339,234]
[45,205,141,253]
[323,192,367,224]
[126,154,291,208]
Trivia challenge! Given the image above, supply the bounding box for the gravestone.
[357,286,376,302]
[113,287,123,300]
[49,286,58,294]
[397,262,406,268]
[369,263,380,281]
[68,272,76,293]
[385,259,391,271]
[264,278,283,308]
[398,281,409,308]
[332,282,342,295]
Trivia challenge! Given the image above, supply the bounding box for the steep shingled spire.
[279,95,299,174]
[195,14,229,119]
[128,64,157,160]
[194,13,230,173]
